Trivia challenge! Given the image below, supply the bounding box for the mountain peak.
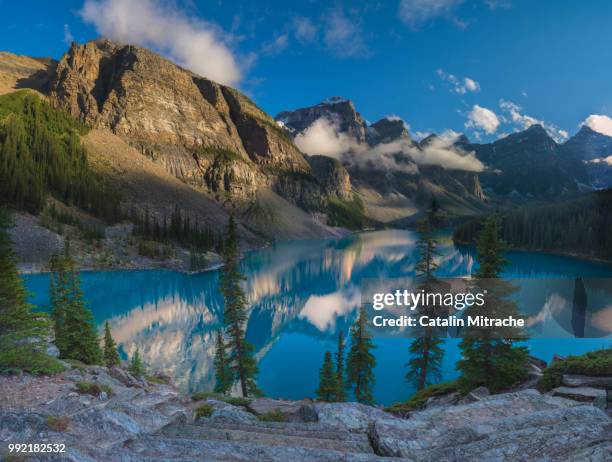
[525,123,547,135]
[276,97,366,143]
[320,96,352,106]
[368,117,410,144]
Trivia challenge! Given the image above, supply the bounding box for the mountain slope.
[0,52,55,95]
[0,41,357,252]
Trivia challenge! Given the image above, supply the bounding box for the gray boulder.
[562,374,612,389]
[314,402,397,432]
[248,398,317,422]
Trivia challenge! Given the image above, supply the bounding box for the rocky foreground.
[1,365,610,461]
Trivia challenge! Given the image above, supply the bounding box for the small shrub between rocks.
[539,349,612,391]
[75,381,113,397]
[64,359,88,371]
[145,374,168,385]
[47,415,70,432]
[386,380,461,414]
[192,391,218,401]
[195,404,214,420]
[224,397,251,407]
[258,409,286,422]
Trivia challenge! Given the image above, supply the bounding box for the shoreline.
[453,239,612,266]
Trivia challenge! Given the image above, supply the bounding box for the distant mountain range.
[1,39,611,247]
[276,97,612,221]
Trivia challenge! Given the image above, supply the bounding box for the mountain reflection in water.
[24,230,612,404]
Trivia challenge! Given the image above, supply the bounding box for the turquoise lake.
[23,230,612,405]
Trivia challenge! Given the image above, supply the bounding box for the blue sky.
[2,0,612,141]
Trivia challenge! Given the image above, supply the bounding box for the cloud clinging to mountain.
[581,114,612,137]
[295,117,484,172]
[79,0,242,85]
[499,99,568,142]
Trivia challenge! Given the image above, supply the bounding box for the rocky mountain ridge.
[277,98,612,217]
[276,100,489,222]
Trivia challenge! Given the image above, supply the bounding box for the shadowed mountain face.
[466,125,589,198]
[561,126,612,189]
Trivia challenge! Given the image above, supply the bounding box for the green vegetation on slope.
[0,209,64,375]
[327,195,368,230]
[386,380,460,413]
[539,349,612,391]
[0,90,121,221]
[454,189,612,261]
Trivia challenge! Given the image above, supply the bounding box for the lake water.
[23,230,612,405]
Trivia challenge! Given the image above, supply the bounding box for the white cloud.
[292,16,317,44]
[294,117,359,158]
[63,24,74,44]
[262,34,289,55]
[499,99,569,142]
[463,77,480,92]
[484,0,512,9]
[465,105,500,134]
[323,8,367,57]
[79,0,242,85]
[295,117,484,172]
[437,69,480,94]
[398,0,464,29]
[581,114,612,137]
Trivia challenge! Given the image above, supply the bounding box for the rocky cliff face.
[47,40,325,207]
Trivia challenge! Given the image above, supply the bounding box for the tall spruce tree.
[346,306,376,404]
[220,216,259,397]
[49,247,101,365]
[457,215,529,392]
[213,329,233,395]
[334,331,347,402]
[103,321,120,368]
[0,210,62,374]
[316,351,337,402]
[129,348,144,377]
[406,217,445,390]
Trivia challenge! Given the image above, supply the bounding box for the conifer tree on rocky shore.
[50,245,102,365]
[103,320,120,368]
[220,216,259,397]
[458,215,529,392]
[346,306,376,404]
[0,209,62,374]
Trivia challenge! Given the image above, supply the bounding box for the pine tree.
[0,210,62,374]
[346,306,376,404]
[316,351,337,402]
[49,247,101,365]
[406,217,445,390]
[213,329,233,395]
[334,331,347,402]
[220,216,259,397]
[457,215,529,393]
[129,348,144,377]
[103,321,120,368]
